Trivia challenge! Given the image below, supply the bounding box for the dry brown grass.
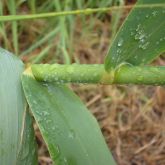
[72,84,165,165]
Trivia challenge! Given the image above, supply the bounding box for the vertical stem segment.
[30,64,165,85]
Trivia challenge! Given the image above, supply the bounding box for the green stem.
[0,4,165,22]
[30,64,165,85]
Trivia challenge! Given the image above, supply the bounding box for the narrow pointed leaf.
[22,74,116,165]
[105,0,165,71]
[0,48,37,164]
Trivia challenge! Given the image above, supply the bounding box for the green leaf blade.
[0,48,37,165]
[22,75,116,165]
[105,0,165,71]
[17,108,38,165]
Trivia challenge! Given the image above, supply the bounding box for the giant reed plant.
[0,0,165,164]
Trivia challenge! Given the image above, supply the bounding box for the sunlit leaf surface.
[0,48,37,165]
[22,74,116,165]
[105,0,165,71]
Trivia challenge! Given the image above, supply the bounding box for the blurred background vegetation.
[1,0,165,165]
[0,0,128,64]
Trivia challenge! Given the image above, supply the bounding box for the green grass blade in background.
[22,75,116,165]
[0,2,8,49]
[0,48,37,164]
[111,0,124,40]
[28,0,36,14]
[20,28,59,57]
[105,0,165,71]
[7,0,19,55]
